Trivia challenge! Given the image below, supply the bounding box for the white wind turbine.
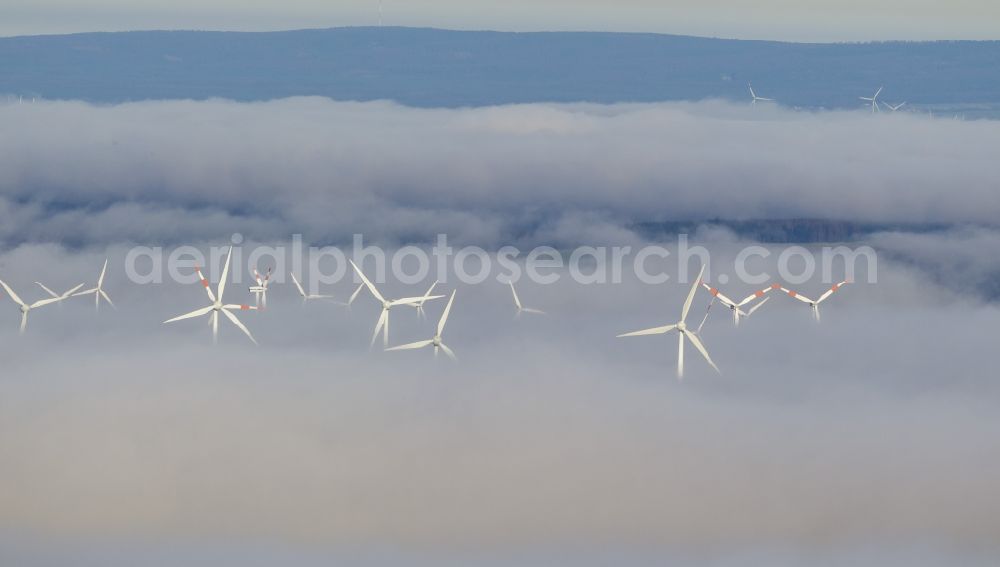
[350,259,444,348]
[860,86,883,113]
[73,258,115,310]
[780,281,850,322]
[387,289,458,360]
[509,281,545,316]
[618,265,720,380]
[248,267,272,309]
[699,282,780,326]
[748,83,774,106]
[885,101,906,112]
[1,279,82,334]
[163,247,258,344]
[289,272,343,304]
[408,280,440,318]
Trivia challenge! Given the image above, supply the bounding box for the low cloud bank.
[0,98,997,247]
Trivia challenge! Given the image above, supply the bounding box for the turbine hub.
[433,336,441,346]
[383,301,391,310]
[677,321,686,331]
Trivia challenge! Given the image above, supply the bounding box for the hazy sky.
[3,0,999,41]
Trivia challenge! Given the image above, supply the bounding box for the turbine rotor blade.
[371,308,388,348]
[350,259,385,304]
[781,288,816,305]
[618,324,677,338]
[817,281,850,304]
[349,284,365,305]
[391,295,444,307]
[98,258,108,288]
[101,289,118,311]
[386,339,434,352]
[35,282,59,298]
[747,296,770,316]
[290,273,307,298]
[163,305,214,324]
[509,282,522,310]
[195,265,217,303]
[221,308,258,345]
[217,246,232,302]
[0,279,26,307]
[440,343,458,361]
[681,264,706,322]
[437,290,456,337]
[686,331,721,374]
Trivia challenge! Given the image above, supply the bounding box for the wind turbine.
[0,279,82,334]
[860,87,883,113]
[885,102,906,112]
[408,280,440,318]
[780,281,850,322]
[509,281,545,316]
[387,289,458,360]
[289,272,343,305]
[700,282,780,326]
[350,259,444,348]
[617,265,720,380]
[163,247,258,344]
[73,258,115,311]
[748,83,774,106]
[249,267,272,309]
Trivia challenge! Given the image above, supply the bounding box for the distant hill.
[1,27,999,109]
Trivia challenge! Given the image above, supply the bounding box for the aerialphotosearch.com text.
[124,234,877,293]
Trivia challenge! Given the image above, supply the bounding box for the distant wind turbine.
[350,260,444,348]
[73,259,115,311]
[387,289,458,360]
[617,264,720,379]
[249,267,272,309]
[780,281,850,323]
[860,87,883,113]
[408,280,440,318]
[162,247,258,344]
[1,279,81,334]
[699,282,780,326]
[748,83,774,106]
[289,272,343,305]
[885,101,906,112]
[509,281,545,316]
